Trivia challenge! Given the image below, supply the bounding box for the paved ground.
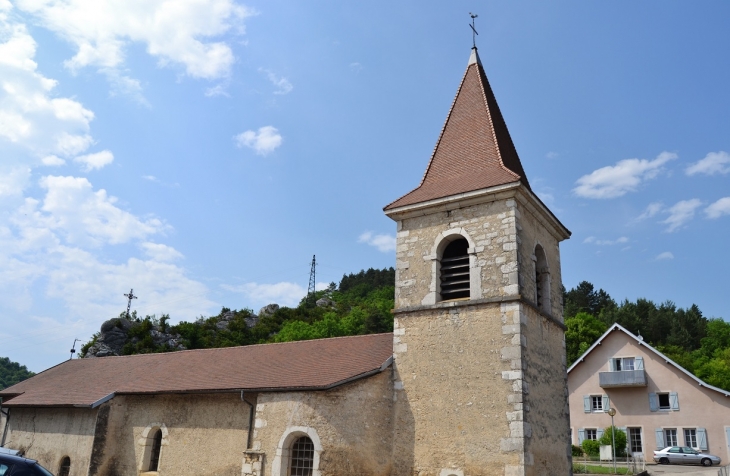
[647,463,720,474]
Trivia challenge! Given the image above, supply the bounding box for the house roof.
[567,322,730,398]
[384,48,529,211]
[0,333,394,407]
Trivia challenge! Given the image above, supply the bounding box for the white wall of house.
[569,327,730,463]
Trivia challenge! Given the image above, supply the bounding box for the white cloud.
[141,242,184,261]
[41,155,65,166]
[686,151,730,176]
[234,126,282,155]
[0,167,31,197]
[635,202,664,221]
[705,197,730,219]
[0,16,96,161]
[583,236,629,246]
[358,231,396,252]
[222,281,306,308]
[656,252,674,261]
[15,0,254,88]
[20,175,166,246]
[74,149,114,171]
[573,152,677,199]
[204,83,230,98]
[349,62,362,73]
[546,152,559,159]
[259,68,292,95]
[662,199,702,232]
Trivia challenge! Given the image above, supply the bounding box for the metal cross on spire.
[124,288,138,319]
[469,12,479,48]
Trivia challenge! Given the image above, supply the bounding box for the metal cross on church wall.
[469,12,479,48]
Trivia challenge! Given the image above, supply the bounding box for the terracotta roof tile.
[385,49,529,211]
[0,333,394,407]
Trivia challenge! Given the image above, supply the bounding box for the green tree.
[0,357,34,390]
[598,426,627,458]
[565,313,607,365]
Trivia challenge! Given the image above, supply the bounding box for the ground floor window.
[665,428,678,447]
[629,428,643,453]
[586,429,597,441]
[684,429,697,448]
[289,436,314,476]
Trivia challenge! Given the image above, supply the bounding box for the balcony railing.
[599,369,647,388]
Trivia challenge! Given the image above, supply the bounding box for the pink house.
[568,323,730,463]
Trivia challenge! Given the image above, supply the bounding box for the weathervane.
[469,12,479,48]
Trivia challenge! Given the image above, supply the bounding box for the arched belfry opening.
[440,238,470,300]
[534,244,550,314]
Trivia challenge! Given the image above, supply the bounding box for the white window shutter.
[608,358,614,371]
[655,428,665,449]
[669,392,679,411]
[697,428,708,450]
[578,429,586,445]
[602,394,610,412]
[649,393,658,412]
[597,428,604,440]
[635,356,644,370]
[583,395,591,413]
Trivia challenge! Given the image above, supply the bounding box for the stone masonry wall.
[392,302,530,475]
[252,371,394,476]
[4,406,97,476]
[394,194,519,308]
[521,306,571,476]
[89,393,250,476]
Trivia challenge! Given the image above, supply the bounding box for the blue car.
[0,452,55,476]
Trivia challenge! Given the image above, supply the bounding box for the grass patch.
[572,463,633,474]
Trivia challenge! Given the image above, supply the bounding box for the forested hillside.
[0,357,34,391]
[564,281,730,391]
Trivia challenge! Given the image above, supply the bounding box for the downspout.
[240,391,256,449]
[1,403,10,447]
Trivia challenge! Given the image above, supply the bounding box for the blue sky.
[1,1,728,371]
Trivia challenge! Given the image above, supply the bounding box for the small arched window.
[58,456,71,476]
[440,238,470,300]
[289,435,314,476]
[148,428,163,472]
[534,245,550,314]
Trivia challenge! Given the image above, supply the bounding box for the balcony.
[599,369,647,388]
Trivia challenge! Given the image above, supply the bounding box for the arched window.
[534,244,550,314]
[148,428,163,472]
[289,436,314,476]
[58,456,71,476]
[439,238,470,300]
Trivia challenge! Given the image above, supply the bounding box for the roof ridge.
[71,332,395,362]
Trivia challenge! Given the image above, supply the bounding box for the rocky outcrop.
[84,317,185,358]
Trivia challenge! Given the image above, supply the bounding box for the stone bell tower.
[384,48,572,476]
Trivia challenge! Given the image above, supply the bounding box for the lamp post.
[607,407,617,474]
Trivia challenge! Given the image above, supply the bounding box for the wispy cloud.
[259,68,293,95]
[662,199,702,232]
[583,236,629,246]
[686,151,730,176]
[546,152,559,159]
[705,197,730,219]
[656,251,674,261]
[635,202,664,221]
[358,231,396,252]
[234,126,283,156]
[222,281,328,308]
[573,152,677,199]
[74,150,114,172]
[349,62,363,73]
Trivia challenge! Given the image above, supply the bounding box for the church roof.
[385,48,529,211]
[0,333,394,407]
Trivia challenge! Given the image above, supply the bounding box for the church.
[0,47,572,476]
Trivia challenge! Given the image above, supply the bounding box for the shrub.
[571,444,584,457]
[599,426,627,458]
[581,439,600,457]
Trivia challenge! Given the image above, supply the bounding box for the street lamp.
[607,407,617,474]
